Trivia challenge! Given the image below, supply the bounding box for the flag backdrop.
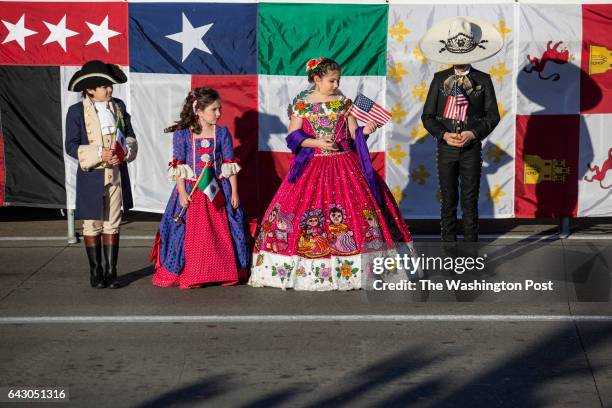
[0,0,610,219]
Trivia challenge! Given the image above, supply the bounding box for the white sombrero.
[418,16,503,65]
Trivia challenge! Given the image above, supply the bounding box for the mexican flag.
[257,2,388,214]
[113,114,127,163]
[196,166,224,208]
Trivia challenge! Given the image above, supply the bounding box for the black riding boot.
[84,235,105,288]
[102,233,121,289]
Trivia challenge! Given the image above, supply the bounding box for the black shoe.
[84,235,105,288]
[102,233,121,289]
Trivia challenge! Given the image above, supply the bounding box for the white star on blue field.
[129,3,256,74]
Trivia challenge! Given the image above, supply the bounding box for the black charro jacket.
[421,67,500,145]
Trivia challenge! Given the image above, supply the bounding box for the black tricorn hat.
[68,60,127,92]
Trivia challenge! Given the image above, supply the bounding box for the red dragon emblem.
[523,41,571,81]
[584,148,612,189]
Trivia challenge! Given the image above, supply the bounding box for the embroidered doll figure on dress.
[249,57,418,291]
[328,205,357,256]
[363,209,384,250]
[151,87,249,289]
[255,203,279,251]
[267,209,293,253]
[297,208,331,258]
[65,60,138,289]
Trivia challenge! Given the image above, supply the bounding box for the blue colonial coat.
[64,98,134,220]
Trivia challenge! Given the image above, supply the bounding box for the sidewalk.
[1,206,611,238]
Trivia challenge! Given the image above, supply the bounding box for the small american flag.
[443,81,470,122]
[350,94,391,127]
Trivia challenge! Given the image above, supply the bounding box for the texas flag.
[127,2,258,214]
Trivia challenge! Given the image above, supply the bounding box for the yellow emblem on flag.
[390,103,407,124]
[411,165,431,185]
[487,184,506,205]
[489,62,510,83]
[388,145,407,166]
[388,63,408,83]
[524,154,571,184]
[413,46,427,63]
[589,44,612,75]
[497,102,508,118]
[392,185,405,204]
[389,21,410,42]
[486,143,507,164]
[411,123,428,144]
[494,20,512,41]
[412,82,428,103]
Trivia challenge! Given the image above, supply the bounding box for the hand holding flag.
[442,81,470,124]
[173,165,225,224]
[350,94,392,127]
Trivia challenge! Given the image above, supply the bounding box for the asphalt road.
[0,217,611,407]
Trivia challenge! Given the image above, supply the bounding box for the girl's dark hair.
[330,206,342,214]
[165,87,221,133]
[307,58,341,83]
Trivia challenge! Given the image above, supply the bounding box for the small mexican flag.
[196,166,224,208]
[113,115,128,163]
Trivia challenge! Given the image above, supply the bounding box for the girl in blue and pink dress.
[151,87,248,289]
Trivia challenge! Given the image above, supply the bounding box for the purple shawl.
[286,129,314,183]
[353,127,383,205]
[285,127,382,204]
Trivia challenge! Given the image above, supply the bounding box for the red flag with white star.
[0,2,128,65]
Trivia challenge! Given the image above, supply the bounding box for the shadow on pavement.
[127,322,612,407]
[119,265,155,287]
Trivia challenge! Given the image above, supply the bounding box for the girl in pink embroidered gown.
[249,58,417,291]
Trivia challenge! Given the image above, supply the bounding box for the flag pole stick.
[172,166,207,224]
[110,107,122,149]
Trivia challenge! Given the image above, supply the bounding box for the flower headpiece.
[188,90,199,114]
[305,57,325,73]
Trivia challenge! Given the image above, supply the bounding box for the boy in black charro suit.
[420,17,502,242]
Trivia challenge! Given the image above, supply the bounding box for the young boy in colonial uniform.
[65,60,137,288]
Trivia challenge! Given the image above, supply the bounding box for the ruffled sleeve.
[167,129,194,181]
[219,127,241,178]
[167,161,194,181]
